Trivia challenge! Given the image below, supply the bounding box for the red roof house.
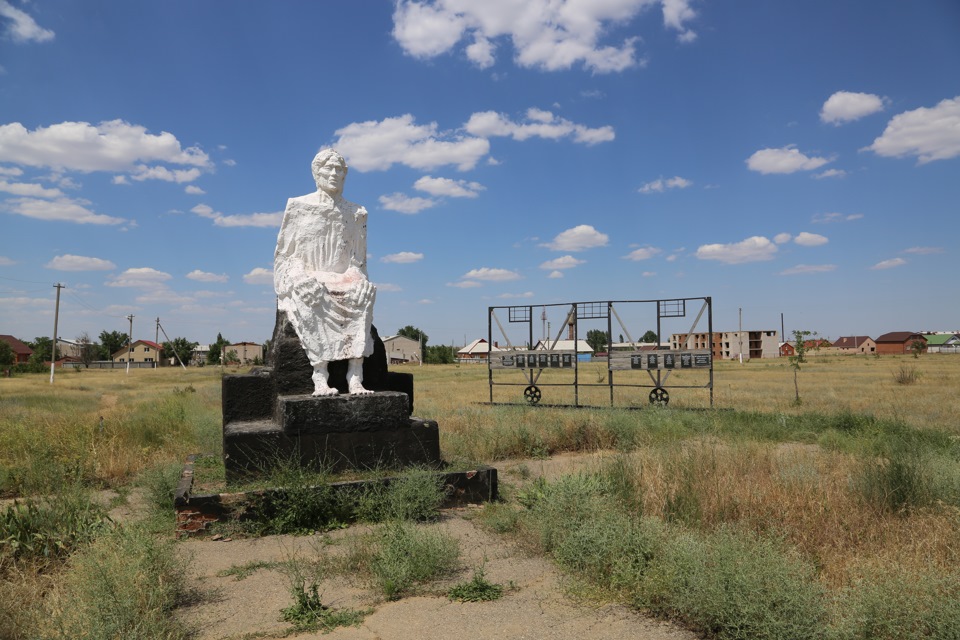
[0,335,33,363]
[875,332,926,355]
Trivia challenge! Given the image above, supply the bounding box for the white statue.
[274,149,376,396]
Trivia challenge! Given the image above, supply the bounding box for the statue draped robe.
[274,191,376,366]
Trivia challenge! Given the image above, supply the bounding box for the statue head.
[311,149,348,196]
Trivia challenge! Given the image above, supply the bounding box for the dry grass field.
[2,353,959,638]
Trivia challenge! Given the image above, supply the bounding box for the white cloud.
[186,270,228,283]
[375,282,403,292]
[0,0,54,43]
[499,291,535,299]
[903,246,943,255]
[45,254,116,271]
[112,175,129,185]
[642,271,656,277]
[779,264,837,276]
[543,224,609,251]
[214,212,283,228]
[189,203,282,227]
[2,196,126,225]
[623,246,662,261]
[391,0,696,73]
[548,270,564,279]
[0,180,62,198]
[107,267,172,288]
[0,255,13,265]
[773,233,792,244]
[638,175,692,193]
[812,212,862,224]
[0,166,23,176]
[382,252,424,264]
[539,255,585,270]
[335,114,489,172]
[242,267,273,285]
[871,258,907,270]
[418,298,434,304]
[813,168,847,179]
[820,91,886,124]
[464,108,614,145]
[0,120,211,174]
[223,159,237,167]
[413,175,485,198]
[379,192,438,214]
[794,232,828,247]
[185,185,205,195]
[447,280,482,288]
[130,165,202,183]
[695,236,778,264]
[462,267,521,281]
[746,145,830,174]
[864,96,960,164]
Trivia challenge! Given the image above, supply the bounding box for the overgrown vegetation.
[279,552,369,632]
[448,566,504,602]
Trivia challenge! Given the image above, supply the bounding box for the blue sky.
[1,0,958,349]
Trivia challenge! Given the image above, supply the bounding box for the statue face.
[315,160,347,195]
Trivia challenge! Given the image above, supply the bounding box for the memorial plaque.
[501,355,515,368]
[663,353,675,369]
[631,354,643,369]
[646,354,659,369]
[562,353,573,367]
[680,353,693,368]
[538,353,549,368]
[694,353,711,367]
[550,353,561,368]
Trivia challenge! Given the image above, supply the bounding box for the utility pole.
[738,307,743,364]
[155,317,160,346]
[49,283,64,384]
[126,314,134,375]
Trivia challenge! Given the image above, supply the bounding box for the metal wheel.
[649,387,669,406]
[523,385,542,405]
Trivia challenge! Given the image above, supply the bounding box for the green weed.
[448,566,504,602]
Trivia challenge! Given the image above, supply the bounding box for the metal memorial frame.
[487,297,713,408]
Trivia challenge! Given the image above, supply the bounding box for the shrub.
[829,565,960,640]
[353,467,446,523]
[0,489,109,564]
[370,523,460,600]
[858,439,932,513]
[893,364,921,385]
[640,526,827,640]
[38,525,188,639]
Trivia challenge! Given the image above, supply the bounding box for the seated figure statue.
[274,149,376,396]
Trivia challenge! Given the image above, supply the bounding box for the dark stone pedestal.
[221,314,441,482]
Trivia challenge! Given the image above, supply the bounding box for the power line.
[0,274,54,285]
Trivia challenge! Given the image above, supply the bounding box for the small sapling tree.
[910,338,926,359]
[789,329,811,405]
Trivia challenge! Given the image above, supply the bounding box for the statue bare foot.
[312,382,339,396]
[311,363,338,396]
[348,377,373,395]
[346,358,373,395]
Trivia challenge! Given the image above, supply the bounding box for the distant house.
[875,332,927,355]
[111,339,163,364]
[226,342,263,365]
[534,339,594,361]
[672,330,779,360]
[191,344,211,366]
[457,338,503,362]
[923,333,960,353]
[833,336,877,354]
[780,342,795,357]
[382,335,420,364]
[0,335,33,363]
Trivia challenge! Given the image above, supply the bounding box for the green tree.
[75,332,98,367]
[207,333,230,364]
[162,337,198,366]
[640,330,658,344]
[789,329,812,405]
[27,336,52,364]
[397,325,427,361]
[425,344,455,364]
[98,330,128,360]
[224,349,240,365]
[910,338,926,359]
[0,340,14,367]
[585,329,609,353]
